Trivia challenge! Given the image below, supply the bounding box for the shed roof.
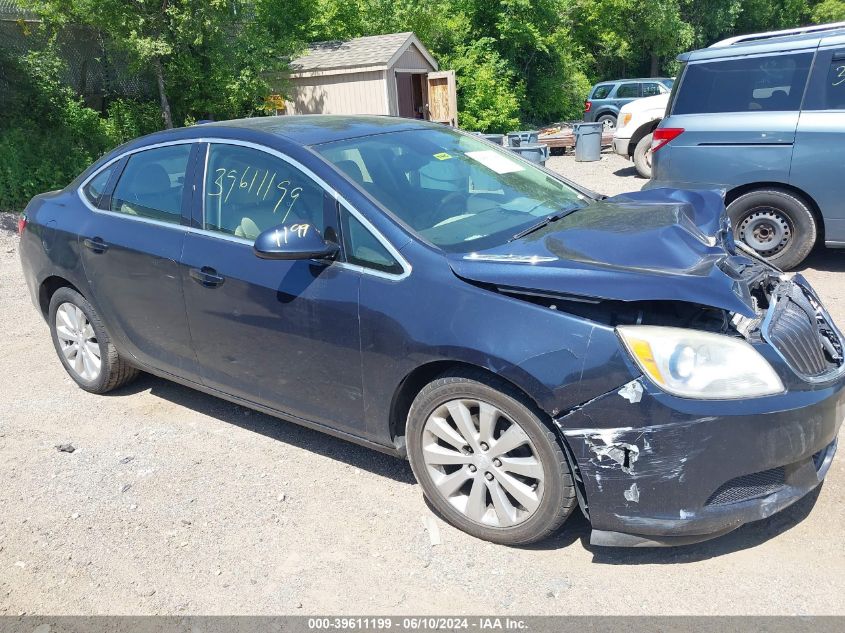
[290,32,437,77]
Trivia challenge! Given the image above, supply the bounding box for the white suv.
[612,93,669,178]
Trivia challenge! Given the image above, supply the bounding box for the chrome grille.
[767,285,831,378]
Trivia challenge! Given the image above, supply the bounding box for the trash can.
[480,133,505,145]
[508,143,549,166]
[506,130,539,147]
[572,122,602,162]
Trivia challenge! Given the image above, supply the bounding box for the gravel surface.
[1,160,844,615]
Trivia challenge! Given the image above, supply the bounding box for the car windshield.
[315,128,587,253]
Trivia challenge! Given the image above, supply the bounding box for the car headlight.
[616,326,784,399]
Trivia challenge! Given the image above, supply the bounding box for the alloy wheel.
[55,302,101,381]
[421,398,545,528]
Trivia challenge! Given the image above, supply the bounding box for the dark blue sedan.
[18,116,844,546]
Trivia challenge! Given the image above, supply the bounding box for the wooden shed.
[282,32,457,125]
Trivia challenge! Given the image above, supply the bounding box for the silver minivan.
[647,22,845,270]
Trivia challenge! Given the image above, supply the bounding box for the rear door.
[792,47,845,245]
[77,142,200,380]
[657,51,814,187]
[180,141,366,435]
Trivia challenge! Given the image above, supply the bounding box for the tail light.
[651,127,684,153]
[17,214,27,235]
[584,100,592,113]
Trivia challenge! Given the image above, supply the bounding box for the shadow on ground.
[112,372,823,560]
[0,211,19,234]
[799,248,845,273]
[111,372,417,485]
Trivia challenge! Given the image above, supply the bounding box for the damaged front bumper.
[557,377,844,547]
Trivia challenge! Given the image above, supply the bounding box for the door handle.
[189,266,225,288]
[82,237,109,253]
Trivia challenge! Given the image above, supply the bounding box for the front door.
[180,142,366,435]
[792,47,845,244]
[77,142,200,380]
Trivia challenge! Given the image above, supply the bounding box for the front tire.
[49,287,139,393]
[633,133,653,178]
[727,188,817,270]
[406,370,577,545]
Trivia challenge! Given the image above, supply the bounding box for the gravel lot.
[1,154,844,615]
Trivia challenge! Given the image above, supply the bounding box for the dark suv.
[584,78,673,128]
[647,22,845,270]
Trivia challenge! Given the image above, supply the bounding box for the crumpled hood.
[449,188,765,317]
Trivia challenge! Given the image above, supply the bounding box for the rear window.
[673,52,813,114]
[591,85,612,99]
[616,83,640,98]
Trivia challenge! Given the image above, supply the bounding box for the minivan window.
[673,53,813,114]
[804,50,845,110]
[616,83,640,98]
[110,144,191,223]
[203,143,325,240]
[591,85,612,99]
[316,128,586,253]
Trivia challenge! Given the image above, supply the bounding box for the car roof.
[594,78,671,87]
[681,24,845,62]
[201,114,436,145]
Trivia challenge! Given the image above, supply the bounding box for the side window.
[591,85,612,99]
[110,144,191,223]
[340,209,403,275]
[805,51,845,110]
[616,83,640,98]
[82,164,116,207]
[642,82,663,97]
[673,53,813,115]
[203,143,325,240]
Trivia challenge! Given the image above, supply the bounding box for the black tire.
[48,287,139,394]
[633,133,653,179]
[406,369,577,545]
[727,188,817,271]
[596,113,616,129]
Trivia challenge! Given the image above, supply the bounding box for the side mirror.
[253,223,339,261]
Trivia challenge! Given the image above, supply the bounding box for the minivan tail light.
[651,127,684,153]
[17,214,27,235]
[584,100,592,112]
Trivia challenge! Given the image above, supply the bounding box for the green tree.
[22,0,310,127]
[811,0,845,21]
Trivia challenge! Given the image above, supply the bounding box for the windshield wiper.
[509,204,581,241]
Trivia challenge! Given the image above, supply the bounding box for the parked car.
[584,78,673,128]
[18,116,843,547]
[612,92,670,178]
[647,22,845,270]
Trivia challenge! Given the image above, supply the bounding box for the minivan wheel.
[48,287,139,393]
[633,133,653,178]
[727,189,817,271]
[406,371,577,545]
[596,114,616,129]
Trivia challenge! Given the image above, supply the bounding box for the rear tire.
[596,114,616,130]
[727,188,816,270]
[49,287,139,394]
[406,369,577,545]
[633,133,653,179]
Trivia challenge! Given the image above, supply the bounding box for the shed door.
[426,70,457,126]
